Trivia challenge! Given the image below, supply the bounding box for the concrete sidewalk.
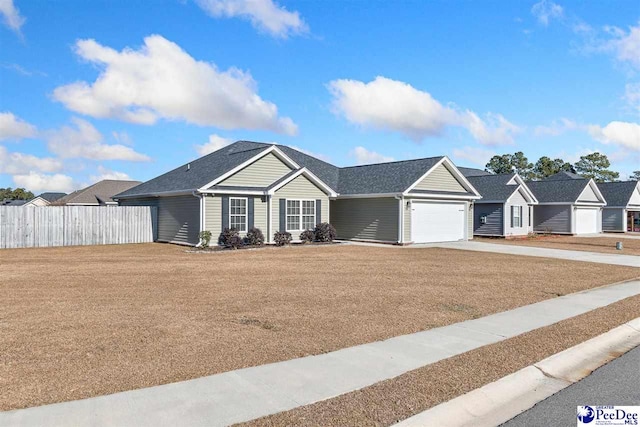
[3,280,640,427]
[420,241,640,267]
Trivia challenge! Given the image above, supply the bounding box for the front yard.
[477,235,640,256]
[1,243,638,410]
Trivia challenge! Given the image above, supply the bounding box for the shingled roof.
[116,141,469,198]
[466,174,518,202]
[542,171,584,181]
[57,180,141,205]
[597,181,640,207]
[458,167,493,177]
[37,192,67,203]
[527,179,594,203]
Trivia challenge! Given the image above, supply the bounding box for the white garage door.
[575,208,599,235]
[411,202,466,243]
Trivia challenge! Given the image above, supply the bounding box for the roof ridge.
[339,155,444,169]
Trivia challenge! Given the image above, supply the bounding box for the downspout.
[193,190,203,247]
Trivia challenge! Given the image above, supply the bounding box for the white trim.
[229,197,248,232]
[574,179,607,205]
[200,189,264,195]
[508,175,539,204]
[267,167,338,197]
[115,190,193,199]
[403,157,482,198]
[511,204,523,228]
[198,146,300,192]
[397,196,404,244]
[337,193,401,199]
[284,198,316,232]
[406,192,482,200]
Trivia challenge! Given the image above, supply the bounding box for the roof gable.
[411,163,467,193]
[597,181,640,207]
[217,152,293,187]
[577,184,601,202]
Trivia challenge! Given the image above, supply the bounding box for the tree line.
[0,187,35,201]
[484,151,639,182]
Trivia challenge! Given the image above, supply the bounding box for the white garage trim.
[410,200,467,243]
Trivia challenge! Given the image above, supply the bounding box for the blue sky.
[1,0,639,193]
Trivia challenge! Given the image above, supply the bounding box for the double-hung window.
[229,197,247,231]
[512,205,522,228]
[286,199,316,231]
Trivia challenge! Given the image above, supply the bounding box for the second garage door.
[411,202,466,243]
[575,208,599,235]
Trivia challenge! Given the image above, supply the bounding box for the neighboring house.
[597,181,640,233]
[460,169,538,237]
[115,141,481,246]
[55,180,141,206]
[0,199,27,206]
[23,192,67,207]
[527,172,607,235]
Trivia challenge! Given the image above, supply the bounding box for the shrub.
[273,231,292,246]
[314,222,337,242]
[299,229,315,243]
[245,227,265,246]
[218,227,243,249]
[199,230,212,248]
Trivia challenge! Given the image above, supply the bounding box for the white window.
[229,197,247,231]
[286,199,315,231]
[512,205,522,228]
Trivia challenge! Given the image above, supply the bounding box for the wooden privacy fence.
[0,206,158,249]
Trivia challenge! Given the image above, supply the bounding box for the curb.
[394,318,640,427]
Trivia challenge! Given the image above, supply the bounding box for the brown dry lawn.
[477,235,640,256]
[1,243,638,411]
[243,295,640,427]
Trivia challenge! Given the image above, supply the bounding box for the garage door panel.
[411,202,465,243]
[575,208,598,235]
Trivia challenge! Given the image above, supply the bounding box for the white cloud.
[602,22,640,70]
[452,146,496,167]
[46,117,150,161]
[195,0,307,38]
[328,76,519,145]
[0,112,37,141]
[89,165,132,183]
[624,83,640,115]
[0,0,25,34]
[195,134,233,156]
[531,0,563,26]
[111,131,133,146]
[534,118,579,136]
[0,146,63,174]
[12,172,76,193]
[588,121,640,151]
[53,35,297,135]
[349,146,394,165]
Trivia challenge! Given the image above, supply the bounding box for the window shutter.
[315,199,322,225]
[510,205,514,228]
[221,196,229,230]
[279,198,286,231]
[247,198,254,230]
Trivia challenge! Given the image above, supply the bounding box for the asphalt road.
[501,345,640,427]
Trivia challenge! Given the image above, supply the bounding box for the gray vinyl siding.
[504,189,531,236]
[156,195,200,245]
[474,203,504,236]
[204,195,268,239]
[273,175,330,233]
[118,197,159,240]
[331,197,399,242]
[533,205,572,234]
[413,163,467,192]
[602,207,625,232]
[218,153,292,187]
[577,185,601,203]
